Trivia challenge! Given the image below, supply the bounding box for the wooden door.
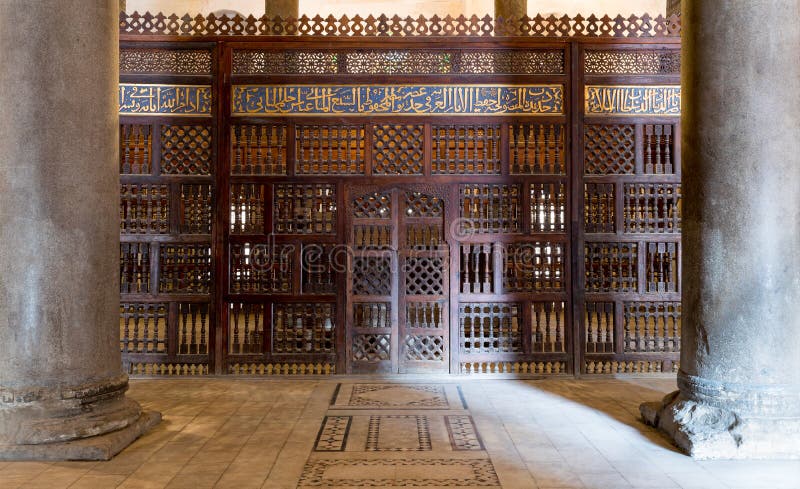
[347,186,449,373]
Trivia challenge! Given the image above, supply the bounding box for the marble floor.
[0,377,798,489]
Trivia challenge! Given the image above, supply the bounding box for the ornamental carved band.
[232,85,564,116]
[585,86,681,115]
[119,84,212,115]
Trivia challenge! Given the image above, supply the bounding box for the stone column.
[0,0,159,460]
[641,0,800,459]
[266,0,299,18]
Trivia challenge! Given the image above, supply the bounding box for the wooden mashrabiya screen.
[117,12,681,376]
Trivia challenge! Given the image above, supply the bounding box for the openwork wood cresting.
[118,12,681,376]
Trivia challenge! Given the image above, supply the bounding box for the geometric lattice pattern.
[352,334,391,362]
[314,416,352,452]
[353,192,392,219]
[445,415,484,450]
[584,49,681,75]
[160,125,212,175]
[584,124,635,174]
[585,242,638,293]
[273,303,336,354]
[405,192,443,217]
[373,125,424,175]
[405,257,445,295]
[459,303,521,354]
[352,257,392,295]
[431,124,501,174]
[404,335,445,361]
[158,244,212,294]
[624,183,681,233]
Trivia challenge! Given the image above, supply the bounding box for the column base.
[0,411,161,461]
[641,391,800,460]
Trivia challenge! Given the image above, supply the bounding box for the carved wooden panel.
[273,303,336,354]
[274,184,336,234]
[406,302,445,329]
[531,301,565,353]
[302,244,336,294]
[623,183,681,233]
[120,184,169,234]
[460,184,520,234]
[120,243,150,293]
[354,303,391,329]
[510,124,565,174]
[644,124,676,174]
[178,303,209,354]
[405,191,444,218]
[646,242,678,293]
[230,184,264,234]
[229,302,266,354]
[120,303,167,353]
[404,335,445,361]
[355,224,392,249]
[120,48,212,74]
[502,242,565,292]
[584,50,680,75]
[295,124,366,175]
[161,125,212,175]
[352,257,392,295]
[180,184,212,234]
[353,334,391,361]
[460,244,495,294]
[584,183,615,233]
[353,191,392,219]
[404,256,445,295]
[231,124,287,175]
[585,302,614,353]
[229,243,292,294]
[459,303,521,354]
[584,242,637,292]
[431,124,501,174]
[459,50,564,74]
[530,182,566,233]
[120,124,152,174]
[623,301,680,352]
[159,244,212,293]
[232,50,338,74]
[372,125,424,175]
[584,124,635,174]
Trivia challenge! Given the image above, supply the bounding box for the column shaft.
[641,0,800,459]
[0,0,158,459]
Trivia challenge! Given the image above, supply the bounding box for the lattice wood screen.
[119,33,680,376]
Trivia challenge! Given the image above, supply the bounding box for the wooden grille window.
[120,243,150,293]
[431,124,501,174]
[230,183,264,234]
[120,124,152,174]
[624,183,681,233]
[352,257,392,296]
[229,302,266,354]
[459,303,521,354]
[354,303,391,328]
[159,244,212,293]
[120,184,169,234]
[295,124,365,175]
[460,184,520,234]
[404,335,445,361]
[160,125,212,175]
[302,244,336,294]
[509,124,565,174]
[460,244,495,294]
[646,242,678,293]
[273,303,336,354]
[584,125,635,174]
[177,303,209,354]
[502,242,565,292]
[584,183,615,233]
[372,124,424,175]
[404,256,445,295]
[644,124,675,174]
[120,303,167,353]
[405,192,443,217]
[585,302,615,353]
[406,224,443,250]
[352,334,391,361]
[585,242,638,292]
[229,242,292,294]
[531,301,565,353]
[231,124,287,175]
[180,184,212,234]
[355,225,392,249]
[274,184,336,234]
[530,182,566,232]
[353,192,391,218]
[624,301,681,352]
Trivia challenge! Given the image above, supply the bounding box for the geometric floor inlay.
[304,383,500,487]
[297,458,501,487]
